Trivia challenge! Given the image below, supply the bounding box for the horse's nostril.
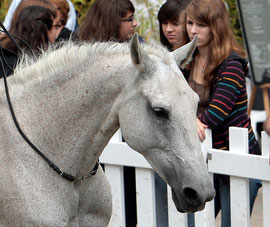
[182,187,201,207]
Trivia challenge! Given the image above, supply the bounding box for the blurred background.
[0,0,243,44]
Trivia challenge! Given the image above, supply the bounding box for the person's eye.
[60,19,65,25]
[52,24,61,30]
[121,16,134,22]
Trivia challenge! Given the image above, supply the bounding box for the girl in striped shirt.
[182,0,261,226]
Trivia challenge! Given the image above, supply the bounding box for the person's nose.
[133,19,137,27]
[190,24,198,35]
[166,23,173,32]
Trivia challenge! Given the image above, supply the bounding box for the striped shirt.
[187,53,260,155]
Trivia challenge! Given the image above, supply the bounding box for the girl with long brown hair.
[1,5,58,56]
[78,0,137,42]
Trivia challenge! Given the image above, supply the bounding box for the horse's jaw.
[142,148,215,213]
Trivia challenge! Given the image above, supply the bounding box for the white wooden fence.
[100,127,270,227]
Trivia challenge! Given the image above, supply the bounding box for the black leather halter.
[0,21,99,183]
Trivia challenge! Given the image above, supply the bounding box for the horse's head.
[119,34,215,213]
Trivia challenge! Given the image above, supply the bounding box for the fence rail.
[100,127,270,227]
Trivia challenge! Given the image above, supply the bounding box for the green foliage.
[70,0,94,25]
[225,0,243,47]
[135,0,164,41]
[0,0,12,23]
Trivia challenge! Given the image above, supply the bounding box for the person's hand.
[263,115,270,136]
[197,118,208,142]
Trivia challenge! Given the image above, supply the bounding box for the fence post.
[195,128,215,227]
[167,187,188,227]
[229,127,250,227]
[105,164,126,227]
[136,168,156,226]
[262,131,270,227]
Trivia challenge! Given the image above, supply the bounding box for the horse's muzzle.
[172,185,216,213]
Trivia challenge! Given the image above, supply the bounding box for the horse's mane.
[9,40,171,86]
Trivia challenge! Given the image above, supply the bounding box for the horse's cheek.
[119,107,153,152]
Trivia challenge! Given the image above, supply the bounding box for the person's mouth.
[190,36,198,41]
[167,35,175,39]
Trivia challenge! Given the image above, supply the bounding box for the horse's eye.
[153,107,169,119]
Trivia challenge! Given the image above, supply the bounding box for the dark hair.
[50,0,70,26]
[1,6,56,55]
[158,0,191,49]
[79,0,135,42]
[9,0,57,31]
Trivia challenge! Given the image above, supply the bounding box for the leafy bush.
[70,0,93,25]
[0,0,12,23]
[226,0,243,47]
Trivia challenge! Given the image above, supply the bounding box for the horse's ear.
[172,35,197,68]
[130,33,151,71]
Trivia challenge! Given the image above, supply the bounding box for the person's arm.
[263,115,270,136]
[198,59,246,129]
[197,118,208,141]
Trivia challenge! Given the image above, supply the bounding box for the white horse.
[0,34,215,226]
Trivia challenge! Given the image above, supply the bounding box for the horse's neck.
[5,53,133,175]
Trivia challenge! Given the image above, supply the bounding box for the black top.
[0,46,18,78]
[56,27,77,42]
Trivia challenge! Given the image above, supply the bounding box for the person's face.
[48,17,61,43]
[186,15,212,48]
[162,13,184,50]
[119,11,137,41]
[55,9,65,29]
